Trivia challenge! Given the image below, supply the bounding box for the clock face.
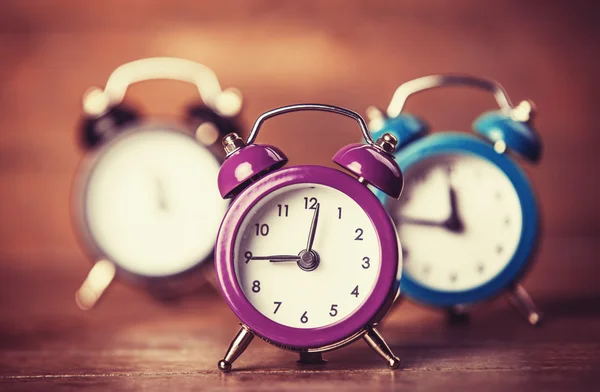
[233,184,381,329]
[390,153,523,292]
[82,127,228,277]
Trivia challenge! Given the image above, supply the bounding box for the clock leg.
[297,352,327,365]
[218,325,254,373]
[446,305,470,325]
[75,259,116,310]
[506,284,542,326]
[363,327,401,370]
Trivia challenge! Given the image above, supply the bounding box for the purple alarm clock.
[214,104,404,372]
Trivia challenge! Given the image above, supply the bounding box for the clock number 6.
[300,311,308,324]
[252,280,261,293]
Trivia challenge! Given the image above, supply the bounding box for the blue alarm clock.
[368,74,542,325]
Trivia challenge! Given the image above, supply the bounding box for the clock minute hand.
[250,255,301,263]
[305,203,320,252]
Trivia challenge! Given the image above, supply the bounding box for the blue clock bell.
[368,74,542,325]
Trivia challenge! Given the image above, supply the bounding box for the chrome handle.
[386,74,514,118]
[83,57,241,117]
[246,103,376,147]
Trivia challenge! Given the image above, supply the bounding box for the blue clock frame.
[378,132,539,307]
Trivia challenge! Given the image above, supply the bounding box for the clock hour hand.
[305,203,320,252]
[250,255,301,263]
[398,216,447,228]
[155,177,168,211]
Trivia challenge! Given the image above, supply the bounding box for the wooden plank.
[0,238,599,392]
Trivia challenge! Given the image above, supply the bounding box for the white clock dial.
[391,153,523,292]
[234,184,380,329]
[82,126,228,277]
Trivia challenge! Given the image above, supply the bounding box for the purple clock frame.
[215,165,400,349]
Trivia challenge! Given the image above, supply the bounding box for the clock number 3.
[361,257,370,269]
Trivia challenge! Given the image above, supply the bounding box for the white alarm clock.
[73,57,242,309]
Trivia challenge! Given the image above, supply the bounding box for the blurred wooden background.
[1,0,599,389]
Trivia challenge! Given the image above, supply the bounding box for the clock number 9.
[244,251,253,264]
[300,311,308,324]
[252,280,261,293]
[254,223,269,236]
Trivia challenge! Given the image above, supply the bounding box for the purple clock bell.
[214,104,404,372]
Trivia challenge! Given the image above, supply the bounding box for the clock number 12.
[304,197,318,210]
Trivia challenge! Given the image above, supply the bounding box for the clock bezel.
[72,122,227,285]
[215,165,400,350]
[380,132,538,307]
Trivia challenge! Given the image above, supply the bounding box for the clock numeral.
[300,311,308,324]
[351,285,359,297]
[277,204,289,217]
[361,256,370,269]
[337,207,342,219]
[273,301,282,314]
[354,228,364,241]
[254,223,269,236]
[252,280,261,293]
[244,251,253,264]
[329,304,338,317]
[304,197,318,210]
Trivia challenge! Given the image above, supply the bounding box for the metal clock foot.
[506,284,542,326]
[446,305,470,325]
[75,259,116,310]
[218,325,254,373]
[297,352,327,365]
[363,327,401,369]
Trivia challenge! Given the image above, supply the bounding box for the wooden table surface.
[1,237,599,391]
